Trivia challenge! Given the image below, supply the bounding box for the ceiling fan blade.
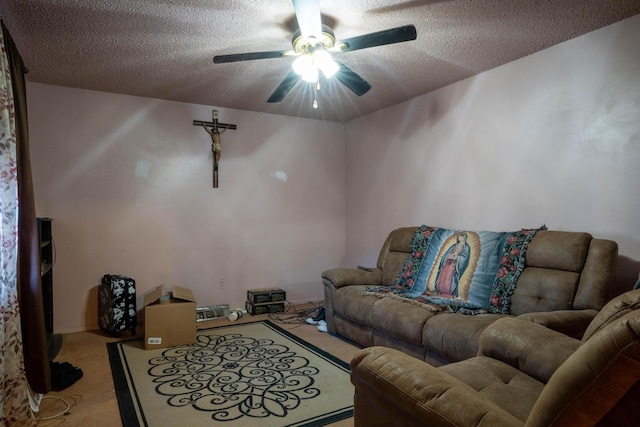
[214,50,289,64]
[292,0,322,38]
[334,61,372,96]
[267,70,301,103]
[338,25,417,52]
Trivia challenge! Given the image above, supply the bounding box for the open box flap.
[171,285,196,303]
[143,284,196,306]
[143,284,166,307]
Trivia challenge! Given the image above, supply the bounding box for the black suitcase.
[99,274,137,336]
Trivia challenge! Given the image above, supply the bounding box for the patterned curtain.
[0,25,33,426]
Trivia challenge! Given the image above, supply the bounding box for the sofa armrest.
[516,309,598,339]
[321,267,382,289]
[479,317,581,383]
[350,346,522,427]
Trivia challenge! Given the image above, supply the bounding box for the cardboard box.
[143,285,196,350]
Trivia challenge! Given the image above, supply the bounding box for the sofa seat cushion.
[439,356,544,422]
[332,285,378,325]
[423,313,506,362]
[351,346,524,427]
[369,297,437,345]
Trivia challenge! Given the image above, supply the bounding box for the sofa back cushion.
[582,289,640,342]
[509,231,589,315]
[511,231,617,314]
[377,228,617,316]
[377,227,416,287]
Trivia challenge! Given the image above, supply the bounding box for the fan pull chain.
[313,81,319,109]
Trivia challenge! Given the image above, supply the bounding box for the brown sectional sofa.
[322,227,618,366]
[349,289,640,427]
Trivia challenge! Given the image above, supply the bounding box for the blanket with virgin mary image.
[364,225,544,314]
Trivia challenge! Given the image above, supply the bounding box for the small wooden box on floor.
[246,287,286,315]
[143,285,196,350]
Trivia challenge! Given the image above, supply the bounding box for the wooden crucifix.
[194,110,237,188]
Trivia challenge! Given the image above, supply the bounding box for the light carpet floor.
[34,306,361,427]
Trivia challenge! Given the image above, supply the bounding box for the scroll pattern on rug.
[148,331,321,422]
[364,225,544,314]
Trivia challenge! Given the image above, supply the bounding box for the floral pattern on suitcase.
[99,274,137,336]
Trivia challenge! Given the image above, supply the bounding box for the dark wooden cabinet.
[37,218,54,335]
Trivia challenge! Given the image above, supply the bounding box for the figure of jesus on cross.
[197,110,236,188]
[202,122,227,168]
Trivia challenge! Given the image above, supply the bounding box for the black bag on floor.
[50,361,83,391]
[99,274,137,337]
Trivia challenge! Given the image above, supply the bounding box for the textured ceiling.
[1,0,639,122]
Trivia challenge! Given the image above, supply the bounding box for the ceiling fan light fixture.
[315,49,339,78]
[292,54,318,82]
[292,49,338,82]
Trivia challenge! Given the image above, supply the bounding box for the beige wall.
[343,14,640,294]
[28,85,346,333]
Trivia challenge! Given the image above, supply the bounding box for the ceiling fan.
[213,0,417,106]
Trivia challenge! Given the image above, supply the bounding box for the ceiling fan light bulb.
[292,54,310,75]
[315,50,339,79]
[299,67,318,83]
[293,55,318,82]
[321,61,339,79]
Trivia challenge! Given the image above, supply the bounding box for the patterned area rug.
[107,320,353,427]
